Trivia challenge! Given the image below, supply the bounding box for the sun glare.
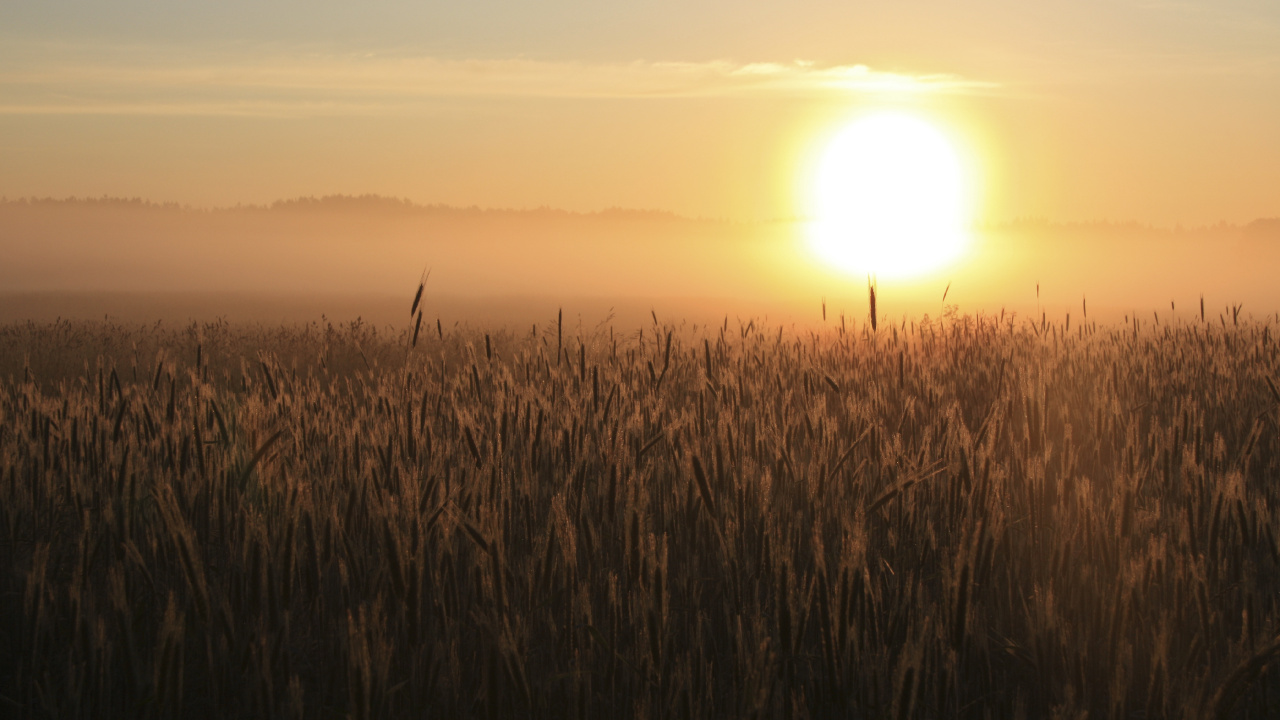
[808,112,971,279]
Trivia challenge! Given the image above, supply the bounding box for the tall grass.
[2,311,1279,718]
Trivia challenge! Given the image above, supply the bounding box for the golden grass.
[2,310,1280,717]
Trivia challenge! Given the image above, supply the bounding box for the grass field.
[3,309,1280,718]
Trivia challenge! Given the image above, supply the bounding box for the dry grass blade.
[828,428,870,478]
[691,454,717,517]
[637,432,664,460]
[1209,634,1280,720]
[410,268,430,317]
[410,284,423,317]
[463,424,482,465]
[868,486,901,513]
[208,398,230,445]
[869,478,919,513]
[869,281,878,332]
[458,516,492,556]
[236,429,285,488]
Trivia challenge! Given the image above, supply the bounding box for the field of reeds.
[3,307,1280,718]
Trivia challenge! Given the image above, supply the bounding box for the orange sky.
[2,2,1278,226]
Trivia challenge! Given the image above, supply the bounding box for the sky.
[1,1,1279,225]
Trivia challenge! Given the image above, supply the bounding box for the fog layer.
[2,197,1277,328]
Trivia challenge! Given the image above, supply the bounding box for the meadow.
[2,306,1280,718]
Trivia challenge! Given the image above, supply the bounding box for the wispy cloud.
[0,45,997,116]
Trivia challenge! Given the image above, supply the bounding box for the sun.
[808,112,972,279]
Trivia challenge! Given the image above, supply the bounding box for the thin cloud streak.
[0,52,998,116]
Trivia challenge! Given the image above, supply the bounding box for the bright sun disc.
[809,112,970,279]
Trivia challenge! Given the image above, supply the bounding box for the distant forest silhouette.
[1,194,1275,232]
[0,194,699,223]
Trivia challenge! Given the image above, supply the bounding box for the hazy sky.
[2,1,1278,224]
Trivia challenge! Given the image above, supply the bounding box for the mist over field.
[2,195,1279,329]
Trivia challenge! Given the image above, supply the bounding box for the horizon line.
[1,193,1277,232]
